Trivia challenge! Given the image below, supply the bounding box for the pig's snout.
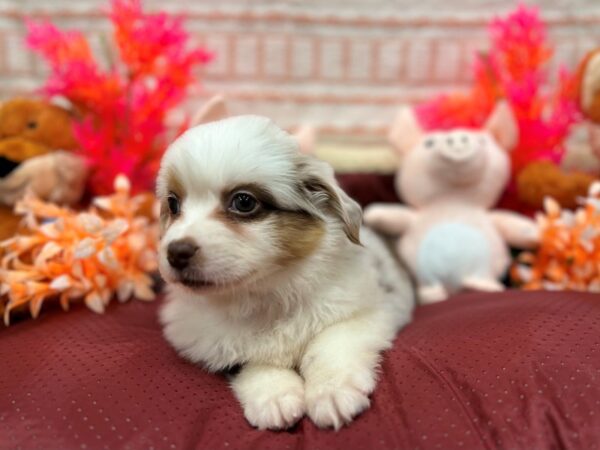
[438,138,476,163]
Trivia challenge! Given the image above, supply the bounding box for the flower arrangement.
[0,175,159,325]
[26,0,213,195]
[512,182,600,291]
[415,5,580,210]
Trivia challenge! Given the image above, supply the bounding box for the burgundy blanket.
[1,291,599,449]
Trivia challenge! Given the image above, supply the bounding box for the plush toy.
[516,161,595,211]
[0,98,87,240]
[364,102,539,304]
[579,49,600,124]
[515,48,600,212]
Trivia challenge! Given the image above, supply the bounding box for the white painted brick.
[291,37,313,78]
[234,35,258,76]
[348,40,371,80]
[433,41,461,82]
[263,36,286,77]
[2,1,600,136]
[378,41,402,81]
[201,34,228,76]
[319,40,343,79]
[406,40,431,82]
[5,32,30,73]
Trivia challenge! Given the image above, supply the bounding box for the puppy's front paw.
[232,365,306,430]
[305,369,376,430]
[243,386,305,430]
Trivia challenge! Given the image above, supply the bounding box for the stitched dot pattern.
[0,291,599,449]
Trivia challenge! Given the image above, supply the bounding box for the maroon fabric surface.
[336,174,399,208]
[1,291,599,450]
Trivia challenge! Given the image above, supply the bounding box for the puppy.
[157,115,414,430]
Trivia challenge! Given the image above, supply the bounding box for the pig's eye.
[424,139,434,148]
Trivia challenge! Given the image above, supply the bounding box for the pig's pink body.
[365,104,538,304]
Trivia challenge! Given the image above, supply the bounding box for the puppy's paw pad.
[306,377,373,429]
[244,389,305,430]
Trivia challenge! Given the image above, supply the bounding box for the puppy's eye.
[167,194,180,216]
[27,121,37,130]
[424,138,434,148]
[229,192,259,215]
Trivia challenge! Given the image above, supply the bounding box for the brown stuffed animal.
[579,49,600,159]
[516,50,600,211]
[517,161,595,211]
[0,98,87,239]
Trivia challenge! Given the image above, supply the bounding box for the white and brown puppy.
[157,113,414,430]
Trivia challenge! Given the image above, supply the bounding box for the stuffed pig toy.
[364,102,538,304]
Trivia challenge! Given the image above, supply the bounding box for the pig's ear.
[293,125,316,155]
[388,107,423,155]
[190,94,228,127]
[484,101,518,151]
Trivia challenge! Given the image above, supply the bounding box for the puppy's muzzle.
[167,238,199,270]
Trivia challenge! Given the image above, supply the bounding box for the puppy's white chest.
[160,295,316,370]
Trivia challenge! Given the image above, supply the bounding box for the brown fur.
[213,182,325,262]
[273,211,325,264]
[578,49,600,123]
[0,98,82,240]
[0,98,77,162]
[517,161,595,210]
[302,176,361,245]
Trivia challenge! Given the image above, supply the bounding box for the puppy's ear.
[190,94,228,127]
[297,157,362,245]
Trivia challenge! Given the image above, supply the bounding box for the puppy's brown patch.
[273,211,325,264]
[302,176,361,245]
[213,182,324,261]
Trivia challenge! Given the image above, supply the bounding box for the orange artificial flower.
[0,175,159,325]
[512,182,600,292]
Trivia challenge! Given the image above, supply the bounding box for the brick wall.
[1,0,600,138]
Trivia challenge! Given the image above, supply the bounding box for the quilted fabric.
[1,291,599,450]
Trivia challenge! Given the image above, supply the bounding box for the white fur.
[157,115,414,430]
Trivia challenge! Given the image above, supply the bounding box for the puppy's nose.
[167,239,199,270]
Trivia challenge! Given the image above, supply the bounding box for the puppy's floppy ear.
[297,156,362,245]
